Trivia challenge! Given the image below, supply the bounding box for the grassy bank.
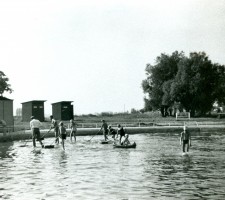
[13,112,225,131]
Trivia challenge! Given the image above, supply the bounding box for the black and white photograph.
[0,0,225,199]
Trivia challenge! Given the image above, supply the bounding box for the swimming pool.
[1,133,225,199]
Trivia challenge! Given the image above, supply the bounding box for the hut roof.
[21,100,46,104]
[0,96,13,100]
[51,101,73,105]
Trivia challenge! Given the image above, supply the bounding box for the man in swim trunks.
[180,125,191,152]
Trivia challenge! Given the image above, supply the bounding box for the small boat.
[113,142,136,148]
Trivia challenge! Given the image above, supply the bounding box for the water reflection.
[59,151,68,165]
[116,149,131,164]
[0,142,14,159]
[0,134,225,199]
[181,155,193,172]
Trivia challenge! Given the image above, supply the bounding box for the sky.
[0,0,225,115]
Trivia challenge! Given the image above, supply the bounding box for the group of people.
[30,115,77,150]
[101,120,192,152]
[30,116,191,152]
[100,120,131,145]
[30,117,131,150]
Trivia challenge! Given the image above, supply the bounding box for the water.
[1,133,225,200]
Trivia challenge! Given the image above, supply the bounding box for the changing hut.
[0,96,14,133]
[21,100,46,122]
[51,101,74,120]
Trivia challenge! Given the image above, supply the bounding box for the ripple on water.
[0,134,225,199]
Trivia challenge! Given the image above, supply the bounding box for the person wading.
[116,124,126,144]
[50,115,59,144]
[180,125,191,153]
[59,122,67,150]
[108,125,116,140]
[30,116,44,148]
[69,119,77,142]
[99,120,108,141]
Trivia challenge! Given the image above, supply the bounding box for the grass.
[12,112,225,131]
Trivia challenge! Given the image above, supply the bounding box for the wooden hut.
[0,96,14,133]
[21,100,46,122]
[51,101,74,120]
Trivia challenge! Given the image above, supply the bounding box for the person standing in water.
[100,120,108,141]
[30,116,44,148]
[108,125,117,140]
[180,125,191,153]
[59,122,67,150]
[69,119,77,142]
[116,124,126,144]
[50,115,59,144]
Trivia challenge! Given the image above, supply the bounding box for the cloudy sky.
[0,0,225,115]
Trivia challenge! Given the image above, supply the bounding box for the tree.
[130,108,140,114]
[142,51,225,117]
[142,51,185,116]
[212,64,225,105]
[0,71,13,96]
[171,52,225,116]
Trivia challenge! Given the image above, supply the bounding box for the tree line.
[142,51,225,117]
[2,54,225,118]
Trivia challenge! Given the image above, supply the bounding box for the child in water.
[121,134,131,146]
[69,119,77,142]
[180,125,191,153]
[108,125,117,140]
[100,120,109,141]
[50,115,59,144]
[116,124,126,144]
[59,122,67,150]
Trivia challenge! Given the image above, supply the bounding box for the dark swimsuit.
[109,128,116,138]
[118,127,125,136]
[183,140,189,144]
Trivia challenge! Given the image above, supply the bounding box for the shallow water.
[1,133,225,200]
